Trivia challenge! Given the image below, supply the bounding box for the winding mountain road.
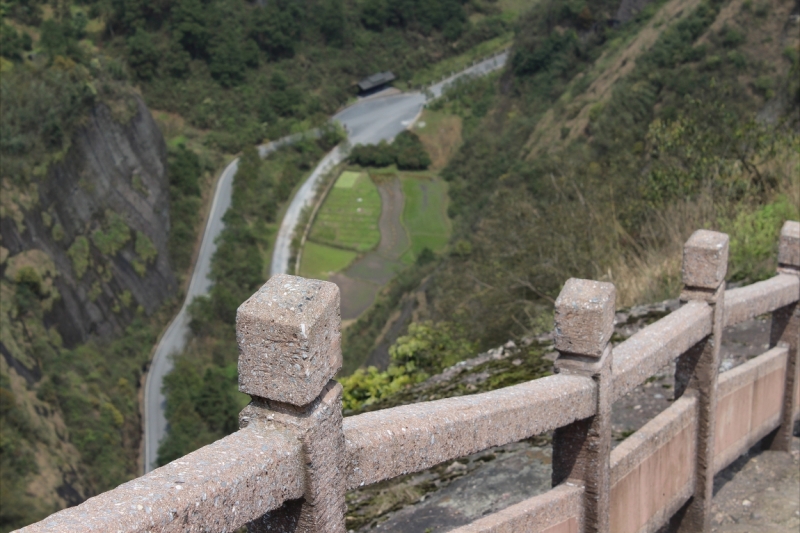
[143,51,508,473]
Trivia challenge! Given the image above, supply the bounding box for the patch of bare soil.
[416,114,464,170]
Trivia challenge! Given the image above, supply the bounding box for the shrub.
[393,130,431,170]
[720,25,745,48]
[722,195,800,282]
[349,140,396,167]
[67,236,90,279]
[91,211,131,256]
[390,320,476,373]
[349,131,430,170]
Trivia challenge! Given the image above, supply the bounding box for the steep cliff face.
[1,96,177,347]
[0,89,178,529]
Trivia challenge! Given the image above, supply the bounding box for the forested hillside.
[339,0,799,408]
[425,0,800,346]
[3,0,518,152]
[0,1,520,530]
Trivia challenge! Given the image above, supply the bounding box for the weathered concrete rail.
[16,222,800,533]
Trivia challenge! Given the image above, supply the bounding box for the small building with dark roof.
[357,71,396,94]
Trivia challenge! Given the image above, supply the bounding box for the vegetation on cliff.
[2,0,799,529]
[1,10,174,531]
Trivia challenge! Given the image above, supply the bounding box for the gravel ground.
[709,422,800,533]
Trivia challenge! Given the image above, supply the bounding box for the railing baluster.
[236,274,346,533]
[552,278,616,533]
[768,220,800,451]
[672,230,729,532]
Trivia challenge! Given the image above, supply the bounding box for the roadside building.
[357,71,396,95]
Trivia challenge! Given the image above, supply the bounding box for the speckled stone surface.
[236,274,342,406]
[14,426,304,533]
[681,230,729,290]
[343,374,596,490]
[553,278,616,358]
[724,274,798,327]
[778,220,800,269]
[673,235,728,533]
[243,381,347,533]
[613,301,712,402]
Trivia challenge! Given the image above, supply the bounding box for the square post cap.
[237,274,342,406]
[778,220,799,269]
[554,278,616,357]
[682,230,729,289]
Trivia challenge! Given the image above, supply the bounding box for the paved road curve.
[270,50,509,276]
[144,51,508,473]
[143,136,301,472]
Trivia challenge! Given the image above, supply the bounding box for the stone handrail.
[724,274,799,327]
[612,301,713,402]
[17,222,799,533]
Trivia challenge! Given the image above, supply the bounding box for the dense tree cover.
[349,130,431,170]
[166,144,205,272]
[0,56,136,187]
[0,0,514,152]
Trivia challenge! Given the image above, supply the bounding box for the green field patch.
[310,172,381,252]
[400,175,451,263]
[334,171,360,189]
[299,242,358,281]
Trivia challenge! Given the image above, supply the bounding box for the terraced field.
[309,171,381,252]
[400,174,451,264]
[298,241,358,280]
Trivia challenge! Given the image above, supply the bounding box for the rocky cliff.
[1,95,177,348]
[0,89,178,529]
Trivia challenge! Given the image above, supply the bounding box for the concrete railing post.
[552,278,616,533]
[236,274,346,533]
[768,220,800,451]
[673,230,729,533]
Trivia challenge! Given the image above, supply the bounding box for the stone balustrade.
[16,221,799,533]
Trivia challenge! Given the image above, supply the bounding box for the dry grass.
[414,109,464,170]
[603,138,800,308]
[603,195,717,307]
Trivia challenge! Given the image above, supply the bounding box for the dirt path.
[330,178,409,320]
[376,178,410,258]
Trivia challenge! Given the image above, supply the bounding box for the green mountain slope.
[0,1,525,528]
[342,0,799,388]
[424,0,800,347]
